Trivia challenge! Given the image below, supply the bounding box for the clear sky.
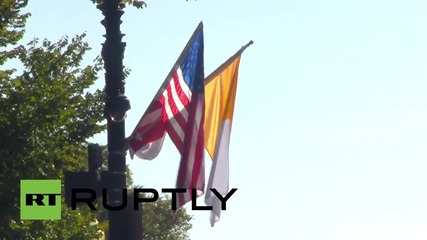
[15,0,427,239]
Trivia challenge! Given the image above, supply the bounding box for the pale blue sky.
[14,0,427,239]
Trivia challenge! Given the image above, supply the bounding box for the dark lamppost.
[97,0,131,239]
[65,1,142,239]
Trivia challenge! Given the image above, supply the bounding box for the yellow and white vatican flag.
[204,41,252,226]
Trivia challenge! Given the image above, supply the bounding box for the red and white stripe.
[130,67,205,208]
[129,102,166,160]
[175,92,205,208]
[159,68,191,151]
[159,67,205,208]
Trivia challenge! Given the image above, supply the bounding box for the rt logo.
[20,180,61,220]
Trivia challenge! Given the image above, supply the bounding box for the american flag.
[129,22,205,208]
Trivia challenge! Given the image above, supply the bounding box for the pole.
[97,0,131,239]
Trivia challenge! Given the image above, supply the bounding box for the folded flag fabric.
[204,41,252,226]
[129,22,205,208]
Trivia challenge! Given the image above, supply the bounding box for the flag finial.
[241,40,253,52]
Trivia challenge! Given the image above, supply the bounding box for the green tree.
[0,32,105,239]
[91,0,147,9]
[1,2,105,239]
[0,0,30,51]
[142,195,193,240]
[0,0,30,81]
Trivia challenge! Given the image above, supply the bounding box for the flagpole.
[205,40,253,85]
[127,22,204,142]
